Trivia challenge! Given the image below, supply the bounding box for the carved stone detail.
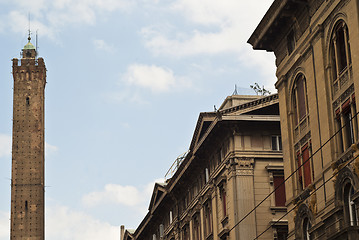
[235,157,254,175]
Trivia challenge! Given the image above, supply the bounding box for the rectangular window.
[343,107,354,147]
[272,136,282,151]
[169,210,173,224]
[182,225,190,240]
[204,201,212,237]
[276,226,288,240]
[205,168,209,183]
[192,214,201,240]
[204,200,212,238]
[273,176,286,206]
[220,187,227,217]
[296,151,303,190]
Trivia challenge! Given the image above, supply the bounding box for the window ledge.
[205,232,213,240]
[221,216,229,227]
[270,206,287,213]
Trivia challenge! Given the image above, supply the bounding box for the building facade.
[11,36,46,239]
[249,0,359,239]
[127,94,287,240]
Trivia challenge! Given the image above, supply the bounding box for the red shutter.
[274,176,286,206]
[342,99,350,113]
[302,145,312,188]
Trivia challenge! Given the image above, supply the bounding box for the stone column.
[236,157,256,240]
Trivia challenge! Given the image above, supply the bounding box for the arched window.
[330,21,357,153]
[302,217,311,240]
[330,21,352,96]
[292,74,312,190]
[344,183,358,226]
[292,74,309,134]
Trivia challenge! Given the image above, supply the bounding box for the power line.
[228,111,359,237]
[254,148,359,240]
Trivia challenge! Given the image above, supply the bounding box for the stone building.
[125,94,287,240]
[10,36,46,239]
[249,0,359,239]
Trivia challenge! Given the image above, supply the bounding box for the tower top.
[24,41,35,50]
[22,34,36,58]
[22,16,36,57]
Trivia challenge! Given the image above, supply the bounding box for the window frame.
[272,135,282,151]
[203,200,213,238]
[330,21,352,96]
[334,95,357,153]
[343,183,358,227]
[296,142,313,190]
[292,74,309,140]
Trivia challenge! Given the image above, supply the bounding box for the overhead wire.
[254,149,359,240]
[227,110,359,237]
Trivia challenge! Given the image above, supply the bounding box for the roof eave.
[248,0,289,50]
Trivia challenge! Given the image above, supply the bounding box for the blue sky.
[0,0,275,239]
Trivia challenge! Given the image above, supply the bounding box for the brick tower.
[10,35,46,240]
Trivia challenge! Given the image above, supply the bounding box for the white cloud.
[107,90,150,105]
[140,0,275,81]
[46,205,119,240]
[45,142,58,156]
[0,134,11,158]
[83,184,142,207]
[93,39,115,53]
[122,64,191,93]
[4,0,135,40]
[0,211,9,240]
[141,26,241,57]
[0,206,120,240]
[141,0,273,57]
[82,178,165,212]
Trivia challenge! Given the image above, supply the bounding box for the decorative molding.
[308,192,317,215]
[294,131,311,151]
[236,157,254,175]
[219,94,279,115]
[333,83,354,109]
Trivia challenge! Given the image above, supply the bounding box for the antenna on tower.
[36,30,39,57]
[28,13,31,41]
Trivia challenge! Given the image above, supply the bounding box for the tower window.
[26,97,30,106]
